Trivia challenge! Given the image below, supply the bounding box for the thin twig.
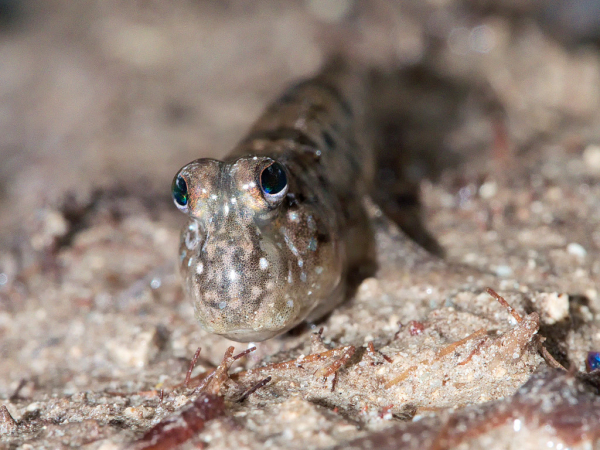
[486,287,567,371]
[538,341,567,370]
[314,346,356,379]
[233,346,257,361]
[436,328,487,358]
[184,347,202,387]
[192,371,215,395]
[457,339,487,366]
[237,376,272,403]
[486,287,522,322]
[367,341,392,364]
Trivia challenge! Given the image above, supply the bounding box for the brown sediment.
[127,393,225,450]
[338,369,600,450]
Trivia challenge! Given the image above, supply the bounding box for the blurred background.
[1,0,600,233]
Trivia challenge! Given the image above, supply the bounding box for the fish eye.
[260,161,288,201]
[172,174,188,209]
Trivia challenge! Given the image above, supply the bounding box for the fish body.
[172,61,376,341]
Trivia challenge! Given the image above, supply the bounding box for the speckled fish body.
[173,61,375,341]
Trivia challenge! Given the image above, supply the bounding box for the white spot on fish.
[315,266,323,274]
[229,270,238,281]
[231,198,237,204]
[259,257,269,270]
[249,181,256,188]
[210,194,217,200]
[218,301,227,309]
[223,204,229,215]
[300,272,307,282]
[187,258,193,267]
[281,227,299,256]
[242,184,249,190]
[287,299,294,307]
[202,188,207,194]
[298,259,303,268]
[185,224,200,249]
[288,269,293,284]
[196,262,204,274]
[288,211,299,222]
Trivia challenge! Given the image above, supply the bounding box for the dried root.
[127,345,258,449]
[486,288,566,371]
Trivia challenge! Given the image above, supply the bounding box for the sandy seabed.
[1,1,600,449]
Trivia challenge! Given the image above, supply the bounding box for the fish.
[172,59,395,342]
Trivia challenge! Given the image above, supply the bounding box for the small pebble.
[567,242,587,258]
[583,144,600,172]
[150,277,161,289]
[535,292,569,325]
[478,181,497,199]
[495,265,513,278]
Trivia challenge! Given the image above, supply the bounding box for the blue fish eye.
[260,162,287,196]
[172,174,188,207]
